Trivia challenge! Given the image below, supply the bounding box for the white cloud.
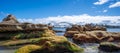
[109,2,120,8]
[94,0,109,5]
[18,14,120,25]
[103,10,108,12]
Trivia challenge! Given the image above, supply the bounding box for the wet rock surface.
[99,42,120,52]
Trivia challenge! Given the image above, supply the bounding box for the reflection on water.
[0,46,21,53]
[56,32,65,36]
[0,49,15,53]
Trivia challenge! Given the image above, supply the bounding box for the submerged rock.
[99,42,120,52]
[15,36,84,53]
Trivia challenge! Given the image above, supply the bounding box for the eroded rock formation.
[0,14,52,40]
[73,31,120,43]
[0,14,48,32]
[64,24,106,38]
[2,14,19,24]
[64,24,120,43]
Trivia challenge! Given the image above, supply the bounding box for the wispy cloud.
[109,2,120,8]
[103,10,108,13]
[94,0,109,5]
[18,14,120,24]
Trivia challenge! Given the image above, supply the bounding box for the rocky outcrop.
[64,24,106,38]
[72,31,120,43]
[66,24,106,32]
[99,42,120,52]
[64,25,120,43]
[15,36,84,53]
[2,14,19,24]
[64,31,79,38]
[0,15,48,32]
[0,29,55,40]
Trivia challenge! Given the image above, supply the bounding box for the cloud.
[109,2,120,8]
[18,14,120,25]
[103,10,108,12]
[94,0,109,5]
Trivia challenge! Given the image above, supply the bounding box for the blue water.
[53,27,66,31]
[107,28,120,32]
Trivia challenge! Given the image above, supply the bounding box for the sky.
[0,0,120,24]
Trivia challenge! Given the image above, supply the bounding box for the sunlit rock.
[15,36,84,53]
[72,31,120,43]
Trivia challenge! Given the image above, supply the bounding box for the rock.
[99,42,120,52]
[64,31,79,38]
[64,25,106,38]
[15,36,84,53]
[111,33,120,42]
[15,45,41,53]
[72,31,120,43]
[66,25,85,32]
[2,14,19,24]
[73,34,98,43]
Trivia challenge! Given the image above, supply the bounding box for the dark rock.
[64,31,79,38]
[99,42,120,52]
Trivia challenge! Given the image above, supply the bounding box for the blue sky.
[0,0,120,24]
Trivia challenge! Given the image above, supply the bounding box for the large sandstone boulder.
[72,31,120,43]
[64,25,106,38]
[73,33,99,43]
[15,36,84,53]
[2,14,19,24]
[99,42,120,52]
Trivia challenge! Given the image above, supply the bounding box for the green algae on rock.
[15,45,41,53]
[99,42,120,52]
[15,36,84,53]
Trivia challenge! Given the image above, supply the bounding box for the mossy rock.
[99,42,120,52]
[15,36,84,53]
[15,45,41,53]
[40,30,55,37]
[10,30,55,40]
